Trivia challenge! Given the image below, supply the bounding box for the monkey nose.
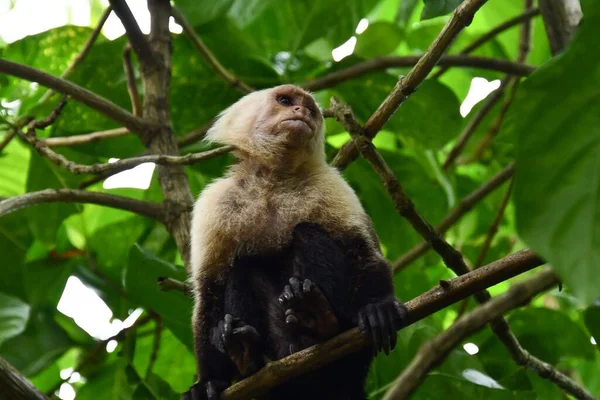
[293,106,302,112]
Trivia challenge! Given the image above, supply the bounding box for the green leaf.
[76,360,137,400]
[125,245,193,350]
[354,22,404,58]
[584,299,600,342]
[0,309,73,376]
[421,0,462,20]
[0,292,30,346]
[509,4,600,304]
[0,138,30,196]
[174,0,234,27]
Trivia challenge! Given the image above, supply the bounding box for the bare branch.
[393,163,514,272]
[383,269,559,400]
[108,0,158,68]
[0,357,47,400]
[444,0,534,168]
[0,131,17,153]
[539,0,582,55]
[219,249,544,399]
[331,0,489,170]
[123,44,142,116]
[0,58,149,133]
[142,0,195,269]
[38,6,113,105]
[157,276,190,295]
[433,7,540,78]
[171,7,254,94]
[42,127,131,147]
[302,55,534,92]
[442,77,509,169]
[0,189,165,222]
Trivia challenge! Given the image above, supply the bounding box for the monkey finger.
[357,310,369,336]
[223,314,234,343]
[366,304,382,354]
[289,277,303,299]
[302,279,315,294]
[285,311,299,325]
[376,305,390,355]
[386,306,399,351]
[233,325,260,343]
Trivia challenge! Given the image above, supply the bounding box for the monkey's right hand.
[210,314,263,377]
[182,380,228,400]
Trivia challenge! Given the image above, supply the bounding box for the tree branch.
[0,357,47,400]
[302,55,534,92]
[0,189,165,222]
[0,58,149,133]
[141,0,195,268]
[38,6,113,105]
[383,269,559,400]
[171,7,254,94]
[392,163,514,272]
[123,44,142,117]
[108,0,158,68]
[331,0,489,170]
[538,0,582,55]
[433,7,540,78]
[442,77,509,169]
[42,127,130,147]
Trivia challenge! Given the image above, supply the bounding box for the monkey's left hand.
[357,297,407,355]
[211,314,263,377]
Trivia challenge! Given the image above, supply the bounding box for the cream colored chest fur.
[190,166,369,278]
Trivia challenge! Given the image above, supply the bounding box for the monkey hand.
[182,380,228,400]
[279,277,339,340]
[210,314,263,377]
[357,297,407,355]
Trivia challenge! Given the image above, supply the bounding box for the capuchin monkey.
[184,85,406,400]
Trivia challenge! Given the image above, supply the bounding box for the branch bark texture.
[0,357,47,400]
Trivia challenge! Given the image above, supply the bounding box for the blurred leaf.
[0,138,30,196]
[0,309,73,376]
[421,0,462,20]
[509,4,600,304]
[174,0,234,27]
[125,245,193,350]
[0,292,30,346]
[355,22,404,58]
[584,299,600,342]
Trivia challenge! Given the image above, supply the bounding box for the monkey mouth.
[281,117,315,132]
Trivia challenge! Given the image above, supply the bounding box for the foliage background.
[0,0,598,399]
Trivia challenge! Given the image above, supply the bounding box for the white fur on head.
[205,86,325,165]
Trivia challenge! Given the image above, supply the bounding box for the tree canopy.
[0,0,598,399]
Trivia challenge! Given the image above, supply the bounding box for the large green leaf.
[0,138,30,196]
[124,245,193,350]
[584,299,600,343]
[509,3,600,305]
[0,292,30,346]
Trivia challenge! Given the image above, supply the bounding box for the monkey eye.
[308,108,317,117]
[277,95,292,106]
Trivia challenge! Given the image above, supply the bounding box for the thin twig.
[146,317,163,379]
[42,127,130,147]
[392,163,514,271]
[302,55,534,91]
[331,0,489,170]
[442,77,509,169]
[443,0,534,169]
[383,269,559,400]
[38,6,113,105]
[177,122,212,148]
[0,58,149,133]
[123,44,142,117]
[171,7,254,94]
[0,189,165,221]
[433,7,540,78]
[218,249,545,400]
[108,0,158,68]
[455,179,514,318]
[157,276,190,295]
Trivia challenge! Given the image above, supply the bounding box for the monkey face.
[206,85,325,165]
